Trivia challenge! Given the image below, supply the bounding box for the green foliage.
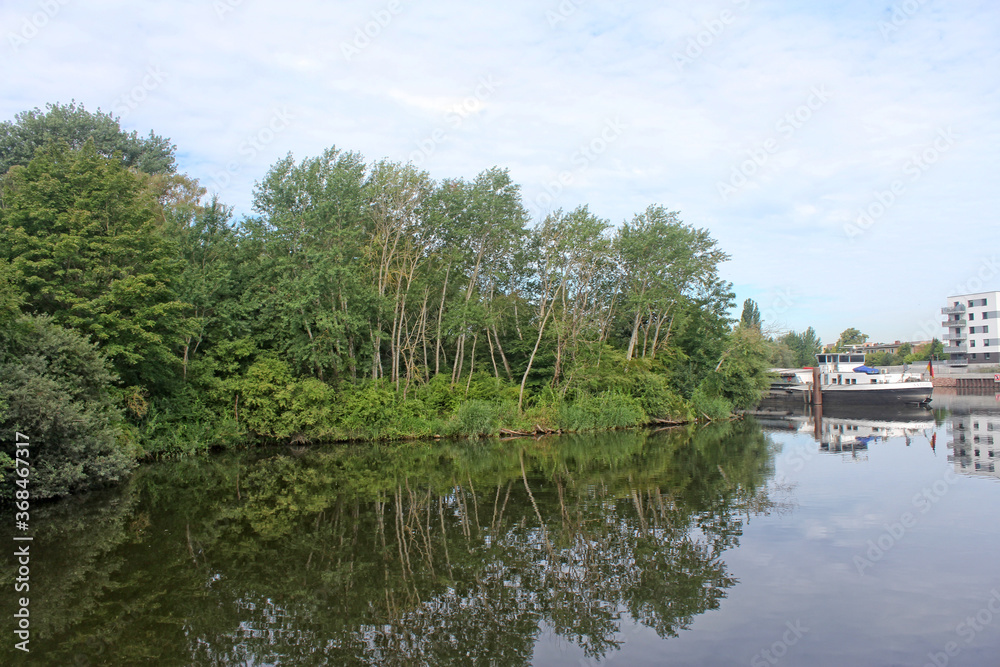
[739,298,761,331]
[0,259,23,329]
[0,101,176,175]
[0,141,186,391]
[691,383,733,421]
[236,356,339,442]
[0,104,772,495]
[777,327,822,367]
[557,391,646,431]
[0,315,135,499]
[455,399,499,437]
[834,327,868,351]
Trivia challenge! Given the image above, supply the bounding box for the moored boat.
[767,353,933,406]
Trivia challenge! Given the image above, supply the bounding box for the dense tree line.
[0,103,772,498]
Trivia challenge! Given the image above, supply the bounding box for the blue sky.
[2,0,998,345]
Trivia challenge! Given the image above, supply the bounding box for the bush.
[557,391,646,432]
[691,383,733,421]
[455,400,498,438]
[0,315,135,499]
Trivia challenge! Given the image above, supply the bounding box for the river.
[2,391,999,665]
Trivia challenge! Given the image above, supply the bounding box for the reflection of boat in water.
[768,353,933,406]
[749,402,935,457]
[753,401,937,425]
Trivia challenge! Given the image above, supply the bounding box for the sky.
[2,0,998,346]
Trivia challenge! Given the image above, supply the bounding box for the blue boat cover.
[852,365,879,374]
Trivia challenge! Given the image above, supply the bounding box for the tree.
[0,315,135,499]
[0,101,176,175]
[614,206,729,362]
[0,259,23,330]
[834,327,868,351]
[703,326,773,410]
[779,327,822,367]
[739,299,761,331]
[0,141,186,391]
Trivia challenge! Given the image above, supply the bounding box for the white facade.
[941,291,1000,366]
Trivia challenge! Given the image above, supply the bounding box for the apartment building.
[941,291,1000,366]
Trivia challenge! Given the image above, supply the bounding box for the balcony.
[942,304,967,315]
[943,317,967,327]
[943,344,968,355]
[943,332,967,341]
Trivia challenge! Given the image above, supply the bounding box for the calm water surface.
[3,392,999,666]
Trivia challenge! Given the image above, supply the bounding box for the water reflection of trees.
[1,422,777,666]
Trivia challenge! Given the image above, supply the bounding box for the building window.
[970,313,975,320]
[987,353,992,360]
[972,354,978,360]
[971,327,976,334]
[986,339,991,346]
[984,325,989,333]
[970,340,976,347]
[969,300,975,307]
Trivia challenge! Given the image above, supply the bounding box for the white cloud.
[2,0,998,343]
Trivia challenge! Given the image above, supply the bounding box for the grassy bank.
[136,369,713,459]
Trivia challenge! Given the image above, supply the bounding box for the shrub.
[455,400,498,438]
[0,315,135,499]
[558,391,646,432]
[691,383,733,421]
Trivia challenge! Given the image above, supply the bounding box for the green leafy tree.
[0,101,175,175]
[0,141,186,391]
[834,327,868,351]
[779,327,822,367]
[0,259,23,330]
[739,299,761,331]
[614,206,730,362]
[0,315,135,499]
[702,326,773,410]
